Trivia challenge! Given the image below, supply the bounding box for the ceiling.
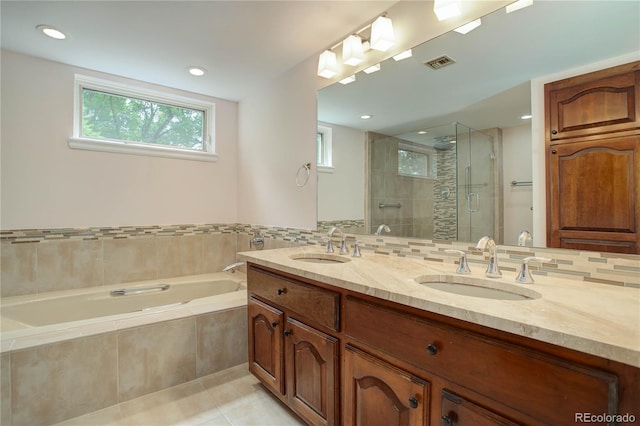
[317,1,640,140]
[0,0,395,102]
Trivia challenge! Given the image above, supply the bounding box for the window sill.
[68,137,218,162]
[317,165,334,174]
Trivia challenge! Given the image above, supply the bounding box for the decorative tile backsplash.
[2,223,639,298]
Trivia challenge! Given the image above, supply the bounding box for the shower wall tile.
[196,307,248,377]
[118,317,196,402]
[0,242,37,297]
[157,235,204,278]
[203,232,238,273]
[10,333,118,426]
[36,239,104,292]
[1,353,10,426]
[103,237,157,284]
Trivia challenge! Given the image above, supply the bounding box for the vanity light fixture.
[342,35,365,66]
[434,0,462,21]
[36,24,67,40]
[339,75,356,85]
[393,49,413,61]
[370,16,395,52]
[454,19,481,34]
[363,64,381,74]
[506,0,534,13]
[317,50,339,78]
[187,66,207,77]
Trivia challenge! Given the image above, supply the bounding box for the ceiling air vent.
[425,55,456,70]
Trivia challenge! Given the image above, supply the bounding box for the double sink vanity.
[239,245,639,425]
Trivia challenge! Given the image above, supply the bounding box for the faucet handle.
[325,237,334,253]
[515,256,552,284]
[352,240,363,257]
[445,250,471,274]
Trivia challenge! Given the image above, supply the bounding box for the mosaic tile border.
[2,223,639,287]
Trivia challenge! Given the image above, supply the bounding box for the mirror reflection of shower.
[366,122,501,242]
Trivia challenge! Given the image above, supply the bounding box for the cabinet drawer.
[248,265,340,331]
[345,296,618,425]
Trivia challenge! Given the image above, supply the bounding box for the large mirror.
[317,1,639,246]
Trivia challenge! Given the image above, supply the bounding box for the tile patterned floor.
[52,364,305,426]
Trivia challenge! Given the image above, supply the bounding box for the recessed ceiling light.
[454,19,482,34]
[363,64,381,74]
[187,66,207,77]
[393,49,413,61]
[360,115,372,120]
[521,114,533,120]
[36,25,67,40]
[418,131,427,135]
[339,75,356,85]
[506,0,534,14]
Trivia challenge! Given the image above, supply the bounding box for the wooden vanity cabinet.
[545,61,640,253]
[247,265,340,426]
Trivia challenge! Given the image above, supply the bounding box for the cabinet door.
[547,135,639,253]
[343,345,428,426]
[285,318,339,426]
[546,64,640,141]
[248,297,284,395]
[441,390,519,426]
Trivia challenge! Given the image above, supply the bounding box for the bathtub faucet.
[223,262,245,273]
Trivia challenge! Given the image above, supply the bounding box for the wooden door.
[343,345,428,426]
[547,135,639,253]
[441,390,520,426]
[248,297,284,395]
[285,318,339,426]
[546,62,640,141]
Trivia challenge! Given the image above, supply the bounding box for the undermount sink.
[290,253,351,264]
[415,275,540,301]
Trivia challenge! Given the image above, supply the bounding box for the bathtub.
[1,272,249,425]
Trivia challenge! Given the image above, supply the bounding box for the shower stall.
[366,122,501,242]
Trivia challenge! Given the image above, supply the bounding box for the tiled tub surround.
[239,245,640,368]
[1,273,248,426]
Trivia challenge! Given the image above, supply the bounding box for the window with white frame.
[397,143,437,179]
[317,124,334,173]
[69,75,216,161]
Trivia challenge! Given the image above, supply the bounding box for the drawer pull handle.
[426,343,438,355]
[408,397,418,409]
[441,415,453,426]
[284,330,292,337]
[271,321,278,328]
[277,288,285,295]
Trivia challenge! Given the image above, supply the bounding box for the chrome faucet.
[445,249,471,274]
[375,224,391,236]
[223,262,245,273]
[475,236,502,278]
[517,230,532,247]
[327,226,349,255]
[250,231,265,250]
[515,256,552,283]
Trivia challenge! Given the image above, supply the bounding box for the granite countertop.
[238,246,640,368]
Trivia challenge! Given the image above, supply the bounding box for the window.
[397,143,437,179]
[70,75,216,161]
[317,124,333,173]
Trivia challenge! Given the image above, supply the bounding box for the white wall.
[502,124,533,245]
[317,122,365,221]
[237,1,509,230]
[0,50,238,229]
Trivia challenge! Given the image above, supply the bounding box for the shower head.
[433,135,456,150]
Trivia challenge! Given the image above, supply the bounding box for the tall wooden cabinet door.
[248,297,284,395]
[343,345,429,426]
[546,63,640,141]
[440,390,520,426]
[547,135,640,253]
[285,318,339,426]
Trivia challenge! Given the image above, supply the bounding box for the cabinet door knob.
[408,397,418,409]
[277,288,285,295]
[271,321,278,328]
[551,149,557,154]
[551,130,558,135]
[441,415,453,426]
[284,330,292,337]
[426,343,438,355]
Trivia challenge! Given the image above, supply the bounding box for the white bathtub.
[1,272,247,346]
